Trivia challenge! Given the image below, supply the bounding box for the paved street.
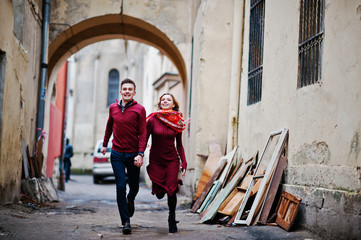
[0,175,321,240]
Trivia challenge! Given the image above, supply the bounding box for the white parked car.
[92,139,113,184]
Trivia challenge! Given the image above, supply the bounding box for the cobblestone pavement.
[0,175,321,240]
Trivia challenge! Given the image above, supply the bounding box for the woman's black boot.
[168,212,178,233]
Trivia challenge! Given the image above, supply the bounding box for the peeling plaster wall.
[238,0,361,192]
[288,141,361,191]
[237,0,361,238]
[0,0,41,204]
[189,0,234,191]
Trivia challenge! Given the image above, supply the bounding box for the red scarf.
[147,110,186,133]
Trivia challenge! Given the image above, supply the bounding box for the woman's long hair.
[157,93,180,111]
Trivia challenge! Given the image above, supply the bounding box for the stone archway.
[48,14,187,85]
[45,13,189,187]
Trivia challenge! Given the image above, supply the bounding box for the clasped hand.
[181,167,186,177]
[134,155,143,167]
[100,147,107,155]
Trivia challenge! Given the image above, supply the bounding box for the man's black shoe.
[122,221,131,235]
[128,200,135,217]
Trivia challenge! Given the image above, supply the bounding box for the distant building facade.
[61,39,182,183]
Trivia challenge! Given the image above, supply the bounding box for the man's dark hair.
[121,78,136,90]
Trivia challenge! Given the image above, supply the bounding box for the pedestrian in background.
[145,93,187,233]
[101,78,146,235]
[64,138,73,183]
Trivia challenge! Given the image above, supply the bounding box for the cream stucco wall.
[189,0,234,189]
[0,0,42,203]
[237,0,361,192]
[235,1,361,236]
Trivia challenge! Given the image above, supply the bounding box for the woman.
[145,93,187,233]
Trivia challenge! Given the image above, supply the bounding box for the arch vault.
[48,14,187,84]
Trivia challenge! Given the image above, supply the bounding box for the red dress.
[146,116,187,197]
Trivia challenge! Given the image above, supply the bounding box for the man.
[64,138,73,183]
[101,78,146,235]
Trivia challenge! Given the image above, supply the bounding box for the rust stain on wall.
[349,130,360,163]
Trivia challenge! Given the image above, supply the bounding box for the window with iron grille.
[107,69,119,106]
[247,0,265,105]
[298,0,324,88]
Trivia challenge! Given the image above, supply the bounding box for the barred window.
[298,0,325,88]
[247,0,265,105]
[107,69,119,106]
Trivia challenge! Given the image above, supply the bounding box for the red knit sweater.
[103,100,146,153]
[146,116,187,196]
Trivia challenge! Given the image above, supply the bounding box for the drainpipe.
[36,0,50,141]
[226,0,245,154]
